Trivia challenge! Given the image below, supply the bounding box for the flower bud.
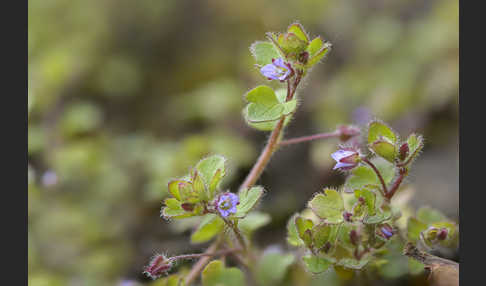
[343,211,353,222]
[144,254,172,279]
[337,125,360,142]
[437,228,448,241]
[331,148,360,170]
[399,143,409,161]
[378,224,394,240]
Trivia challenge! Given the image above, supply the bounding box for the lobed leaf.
[302,255,332,274]
[308,189,344,223]
[367,121,397,145]
[249,41,281,66]
[202,260,245,286]
[234,186,264,218]
[191,214,224,243]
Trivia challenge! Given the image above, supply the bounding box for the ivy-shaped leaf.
[202,260,245,286]
[234,186,264,218]
[191,214,224,243]
[308,189,344,223]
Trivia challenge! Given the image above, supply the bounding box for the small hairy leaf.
[191,214,224,243]
[302,255,332,273]
[250,41,281,66]
[287,23,309,43]
[238,211,271,235]
[234,186,264,218]
[202,260,245,286]
[367,121,397,145]
[308,189,344,223]
[287,214,305,247]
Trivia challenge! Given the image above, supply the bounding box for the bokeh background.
[28,0,458,285]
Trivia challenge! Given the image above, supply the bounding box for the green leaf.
[367,121,397,145]
[195,155,226,192]
[416,206,446,224]
[250,41,281,66]
[306,42,331,67]
[238,211,271,235]
[246,102,285,123]
[191,214,224,243]
[308,189,344,223]
[256,252,295,285]
[307,37,324,56]
[245,85,280,106]
[287,23,309,43]
[302,255,332,273]
[178,181,199,204]
[287,214,305,247]
[168,179,187,201]
[234,186,264,218]
[407,217,427,241]
[354,189,376,216]
[364,205,392,224]
[295,216,314,247]
[404,133,424,164]
[369,139,397,162]
[202,260,245,286]
[161,198,193,219]
[337,257,371,270]
[345,166,379,190]
[312,223,339,250]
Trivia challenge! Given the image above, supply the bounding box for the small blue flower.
[331,148,360,170]
[216,193,239,217]
[260,58,293,81]
[379,224,394,240]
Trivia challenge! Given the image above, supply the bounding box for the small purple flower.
[331,148,360,170]
[260,58,293,81]
[379,224,394,240]
[216,192,239,217]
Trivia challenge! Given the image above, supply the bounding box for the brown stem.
[169,248,242,263]
[361,158,388,197]
[386,168,407,199]
[279,130,340,146]
[184,238,222,285]
[185,71,303,285]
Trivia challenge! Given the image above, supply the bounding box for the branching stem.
[361,157,388,197]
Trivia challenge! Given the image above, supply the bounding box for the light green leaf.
[202,260,245,286]
[367,121,397,145]
[312,223,339,250]
[302,255,332,273]
[250,41,281,66]
[308,189,344,223]
[404,133,424,164]
[238,211,271,235]
[369,139,397,162]
[364,206,392,224]
[245,85,279,106]
[234,186,264,218]
[295,216,314,247]
[195,155,226,190]
[307,37,324,56]
[256,252,295,285]
[161,198,193,219]
[306,42,331,67]
[287,214,305,247]
[337,257,370,270]
[168,180,186,201]
[354,189,376,216]
[246,102,285,122]
[287,23,309,43]
[191,214,224,243]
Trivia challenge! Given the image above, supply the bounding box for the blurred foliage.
[28,0,457,284]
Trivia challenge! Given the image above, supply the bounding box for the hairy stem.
[361,157,388,197]
[169,248,242,263]
[184,238,222,285]
[279,130,340,146]
[386,168,407,199]
[185,74,303,285]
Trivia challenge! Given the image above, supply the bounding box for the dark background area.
[28,0,458,285]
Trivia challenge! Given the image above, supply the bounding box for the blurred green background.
[28,0,458,285]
